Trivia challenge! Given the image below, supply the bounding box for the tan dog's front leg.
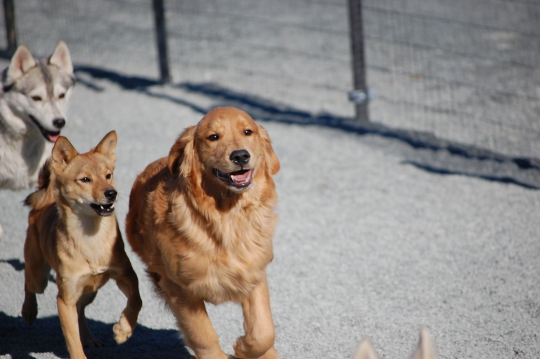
[57,294,87,359]
[112,265,142,344]
[234,277,281,359]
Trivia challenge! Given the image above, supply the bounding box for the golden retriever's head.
[168,107,279,193]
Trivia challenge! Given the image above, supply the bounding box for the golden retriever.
[126,107,281,359]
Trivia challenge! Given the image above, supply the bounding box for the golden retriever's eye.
[31,95,42,102]
[244,129,253,136]
[81,177,91,183]
[207,134,219,141]
[106,173,112,180]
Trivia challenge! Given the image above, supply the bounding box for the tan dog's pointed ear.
[352,339,379,359]
[168,126,196,176]
[410,328,437,359]
[51,137,78,172]
[93,130,118,163]
[259,126,280,175]
[7,44,36,82]
[48,40,73,74]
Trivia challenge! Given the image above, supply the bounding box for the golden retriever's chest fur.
[158,192,276,304]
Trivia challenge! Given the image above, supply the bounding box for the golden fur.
[22,131,142,359]
[126,107,281,359]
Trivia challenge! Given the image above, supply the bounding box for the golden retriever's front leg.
[234,277,281,359]
[165,281,226,359]
[57,293,87,359]
[112,265,142,344]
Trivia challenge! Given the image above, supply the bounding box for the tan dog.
[126,107,281,359]
[353,328,438,359]
[21,131,142,359]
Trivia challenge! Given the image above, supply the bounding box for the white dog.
[0,41,74,238]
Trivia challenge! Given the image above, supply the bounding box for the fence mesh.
[3,0,539,158]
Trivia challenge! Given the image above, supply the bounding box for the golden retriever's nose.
[230,149,250,165]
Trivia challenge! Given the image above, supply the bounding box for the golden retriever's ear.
[259,126,280,175]
[168,126,196,176]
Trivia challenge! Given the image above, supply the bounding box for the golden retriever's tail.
[24,159,55,210]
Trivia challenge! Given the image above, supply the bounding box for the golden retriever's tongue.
[231,169,252,186]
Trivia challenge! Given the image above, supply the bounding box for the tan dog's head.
[51,131,118,216]
[168,107,279,193]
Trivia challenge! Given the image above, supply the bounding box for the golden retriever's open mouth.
[213,168,253,189]
[90,203,115,216]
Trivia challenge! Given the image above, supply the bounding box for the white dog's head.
[2,41,74,142]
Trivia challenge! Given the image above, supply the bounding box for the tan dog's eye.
[106,173,112,180]
[244,130,253,136]
[207,134,219,141]
[81,177,91,183]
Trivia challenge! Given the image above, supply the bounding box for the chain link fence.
[3,0,539,158]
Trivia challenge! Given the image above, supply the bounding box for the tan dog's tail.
[24,159,55,210]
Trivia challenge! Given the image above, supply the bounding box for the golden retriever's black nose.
[230,149,250,165]
[105,189,117,201]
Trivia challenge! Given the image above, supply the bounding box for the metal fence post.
[152,0,171,83]
[348,0,369,121]
[3,0,17,52]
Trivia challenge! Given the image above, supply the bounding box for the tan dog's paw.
[113,313,134,344]
[21,294,38,326]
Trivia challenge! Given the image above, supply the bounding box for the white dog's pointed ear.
[49,40,73,75]
[51,136,78,172]
[94,131,118,163]
[352,339,379,359]
[410,328,437,359]
[7,44,36,81]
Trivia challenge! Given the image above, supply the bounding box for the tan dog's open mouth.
[90,203,115,216]
[213,168,253,189]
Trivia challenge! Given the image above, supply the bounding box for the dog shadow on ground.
[0,311,191,359]
[73,65,540,190]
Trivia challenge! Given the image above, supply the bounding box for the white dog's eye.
[244,130,253,136]
[58,93,65,99]
[31,96,42,102]
[207,134,219,141]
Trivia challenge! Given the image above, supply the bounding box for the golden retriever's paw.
[113,314,134,344]
[21,294,38,326]
[82,334,104,348]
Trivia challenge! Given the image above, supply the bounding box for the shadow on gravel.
[74,66,540,190]
[0,312,190,359]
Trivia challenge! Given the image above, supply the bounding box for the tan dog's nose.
[105,189,117,201]
[230,149,250,165]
